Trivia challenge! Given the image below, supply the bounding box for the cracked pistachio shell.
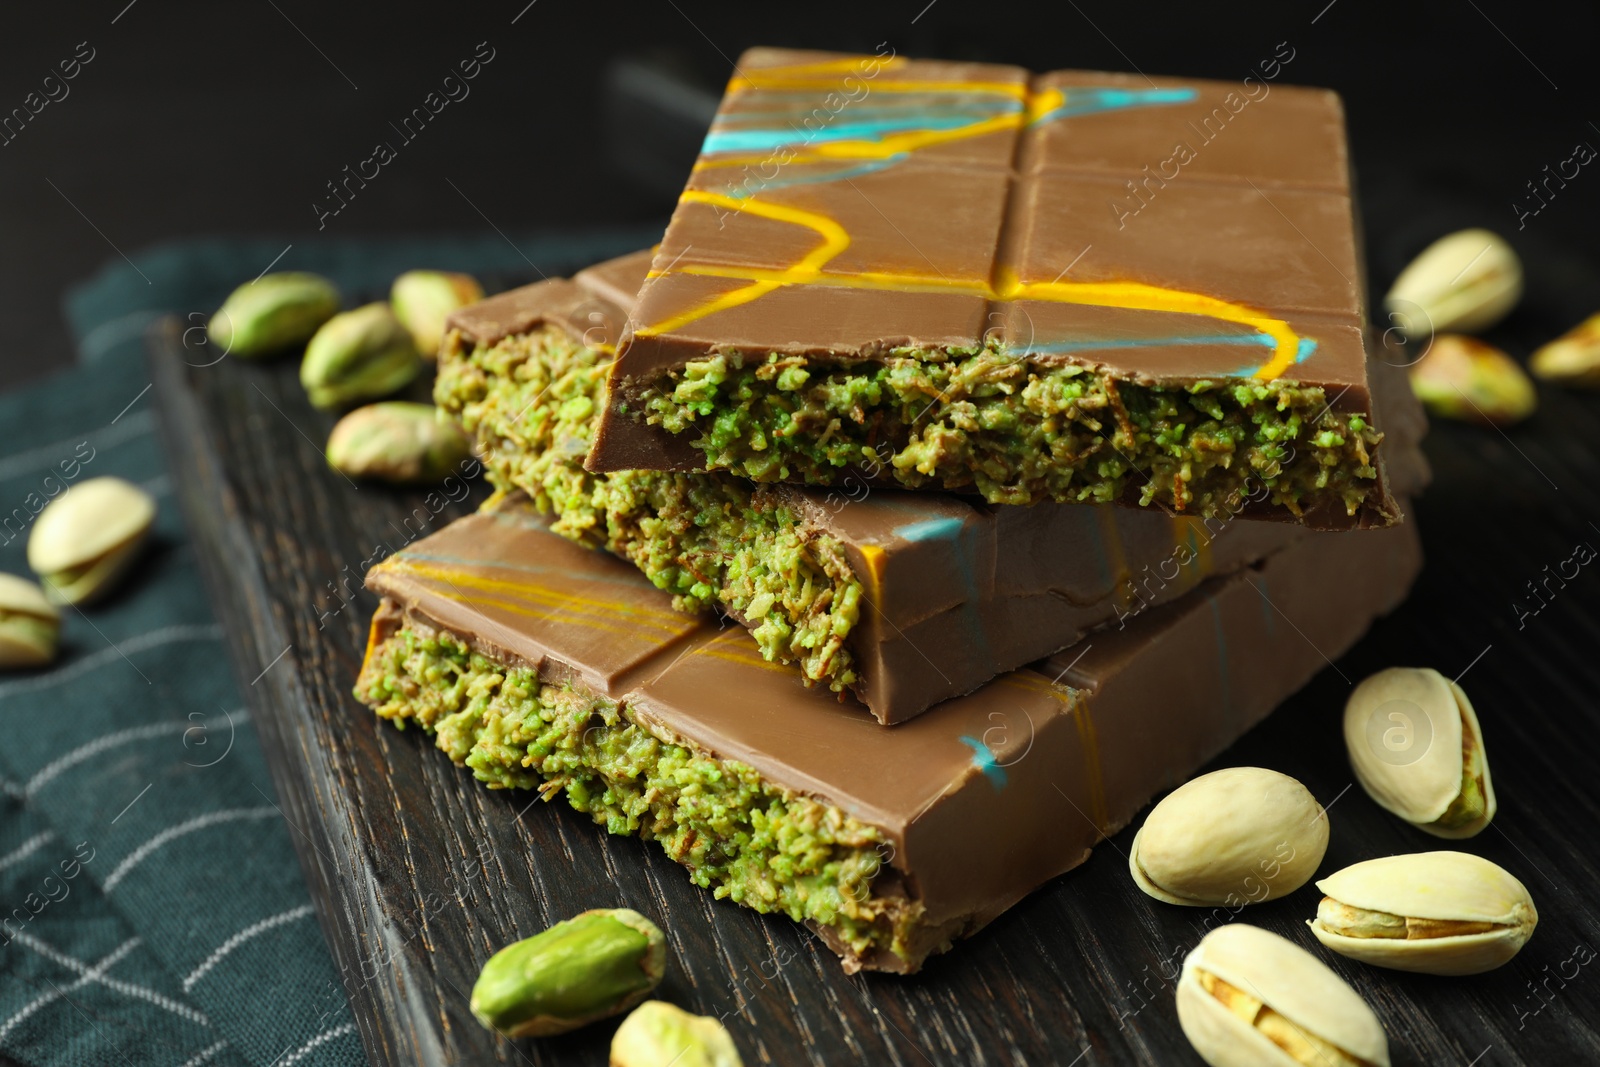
[0,573,60,669]
[207,272,340,359]
[1530,312,1600,386]
[1407,335,1536,427]
[326,403,472,483]
[1309,852,1536,976]
[1130,768,1329,907]
[611,1001,743,1067]
[471,908,665,1038]
[27,477,156,606]
[1177,924,1390,1067]
[391,270,483,358]
[1385,228,1521,339]
[300,302,423,411]
[1343,667,1495,838]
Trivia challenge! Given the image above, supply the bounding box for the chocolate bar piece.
[588,48,1401,529]
[439,252,1427,723]
[355,501,1421,973]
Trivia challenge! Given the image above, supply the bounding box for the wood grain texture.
[148,293,1600,1065]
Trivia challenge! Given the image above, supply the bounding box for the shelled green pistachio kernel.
[207,272,340,359]
[1385,228,1521,339]
[0,573,61,669]
[300,303,423,411]
[1309,852,1537,975]
[611,1001,743,1067]
[27,477,156,606]
[1530,312,1600,386]
[1343,667,1494,838]
[1408,335,1536,427]
[1129,767,1329,907]
[1178,925,1389,1067]
[391,270,483,359]
[470,908,665,1038]
[326,402,472,483]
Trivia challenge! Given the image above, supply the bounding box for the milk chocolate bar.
[439,252,1426,723]
[588,48,1401,529]
[355,502,1421,974]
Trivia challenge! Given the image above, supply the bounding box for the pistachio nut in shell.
[470,908,665,1038]
[1343,667,1494,838]
[27,477,156,606]
[611,1001,743,1067]
[206,272,340,360]
[1130,767,1328,907]
[326,403,472,484]
[1530,312,1600,387]
[0,573,61,669]
[1407,334,1536,427]
[391,270,483,359]
[1384,228,1521,339]
[1177,924,1390,1067]
[1309,852,1536,976]
[300,302,423,411]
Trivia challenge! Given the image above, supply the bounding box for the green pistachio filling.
[357,619,918,962]
[435,327,863,693]
[0,614,56,650]
[1433,706,1487,830]
[632,350,1386,518]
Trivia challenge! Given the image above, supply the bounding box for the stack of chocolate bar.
[356,49,1428,974]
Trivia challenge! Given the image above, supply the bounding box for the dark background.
[1,0,1598,390]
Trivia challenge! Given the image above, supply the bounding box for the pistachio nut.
[611,1001,743,1067]
[1178,924,1390,1067]
[1343,667,1494,838]
[207,272,340,360]
[0,573,61,669]
[300,302,423,411]
[27,477,156,606]
[1309,851,1536,975]
[1408,334,1536,427]
[470,908,665,1038]
[1384,228,1521,339]
[1530,312,1600,386]
[1130,767,1329,907]
[391,270,483,359]
[326,402,472,483]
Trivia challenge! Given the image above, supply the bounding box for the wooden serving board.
[148,289,1600,1065]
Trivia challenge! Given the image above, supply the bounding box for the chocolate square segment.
[1024,70,1351,191]
[590,47,1400,526]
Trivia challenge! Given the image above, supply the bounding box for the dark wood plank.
[148,302,1600,1066]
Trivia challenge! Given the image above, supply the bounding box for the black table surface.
[145,235,1600,1065]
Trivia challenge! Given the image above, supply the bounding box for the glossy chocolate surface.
[364,502,1422,972]
[447,252,1427,723]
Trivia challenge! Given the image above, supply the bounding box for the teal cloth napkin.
[0,229,655,1067]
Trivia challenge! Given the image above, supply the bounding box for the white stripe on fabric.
[77,310,164,362]
[182,904,314,992]
[104,807,278,891]
[273,1022,357,1067]
[0,408,154,483]
[0,624,222,700]
[0,937,139,1042]
[7,930,209,1026]
[26,721,189,797]
[21,708,246,798]
[177,1039,231,1067]
[0,831,54,874]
